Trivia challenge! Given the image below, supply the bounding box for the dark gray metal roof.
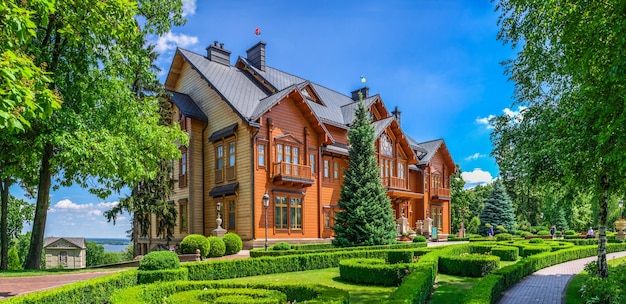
[209,182,239,197]
[322,143,349,156]
[166,90,208,122]
[341,95,379,125]
[250,84,298,120]
[208,123,238,142]
[43,237,86,249]
[373,117,394,138]
[406,135,428,154]
[417,139,444,165]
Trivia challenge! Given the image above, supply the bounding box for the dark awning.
[166,90,208,122]
[208,182,239,197]
[208,123,238,142]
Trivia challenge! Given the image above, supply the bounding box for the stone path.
[497,251,626,304]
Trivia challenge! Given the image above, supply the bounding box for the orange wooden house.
[138,41,455,252]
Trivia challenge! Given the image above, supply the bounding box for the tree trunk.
[132,215,140,257]
[597,176,609,278]
[1,177,9,270]
[25,143,53,269]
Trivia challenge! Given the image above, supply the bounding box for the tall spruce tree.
[332,92,396,247]
[479,180,516,235]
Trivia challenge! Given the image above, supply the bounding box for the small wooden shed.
[43,237,86,269]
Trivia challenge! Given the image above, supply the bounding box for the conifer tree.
[479,180,516,235]
[332,92,396,247]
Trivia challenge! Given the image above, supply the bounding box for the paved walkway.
[497,251,626,304]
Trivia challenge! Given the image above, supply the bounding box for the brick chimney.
[392,106,401,126]
[246,41,266,71]
[206,40,231,66]
[351,87,369,101]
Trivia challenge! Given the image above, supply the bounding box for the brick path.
[497,251,626,304]
[0,271,121,299]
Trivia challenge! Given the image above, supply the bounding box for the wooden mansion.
[138,40,455,252]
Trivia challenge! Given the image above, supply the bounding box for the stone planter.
[615,220,626,232]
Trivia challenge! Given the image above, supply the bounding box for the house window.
[275,196,288,229]
[309,153,316,174]
[333,161,339,179]
[276,143,303,177]
[227,199,236,230]
[431,207,443,230]
[216,145,224,183]
[59,251,68,266]
[433,175,442,189]
[258,144,266,167]
[179,147,188,188]
[226,141,236,180]
[275,195,302,230]
[179,201,188,233]
[397,163,405,179]
[323,159,329,178]
[324,210,331,228]
[277,144,283,162]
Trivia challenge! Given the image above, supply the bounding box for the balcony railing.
[380,176,408,189]
[431,187,451,199]
[273,162,312,180]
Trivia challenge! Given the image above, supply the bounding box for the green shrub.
[8,246,21,270]
[339,258,416,286]
[519,231,533,237]
[495,233,512,241]
[250,242,427,258]
[528,238,544,244]
[289,243,334,250]
[491,246,518,261]
[207,236,226,258]
[272,242,291,251]
[439,253,500,277]
[413,235,427,242]
[565,230,577,236]
[138,267,188,284]
[139,250,180,271]
[164,288,286,303]
[223,233,243,255]
[536,230,551,236]
[520,246,551,257]
[180,234,210,257]
[530,226,546,234]
[387,250,414,264]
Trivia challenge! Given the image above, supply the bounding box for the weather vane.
[255,27,261,36]
[360,75,366,83]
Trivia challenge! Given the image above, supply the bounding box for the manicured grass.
[429,274,480,304]
[220,267,393,303]
[565,256,626,304]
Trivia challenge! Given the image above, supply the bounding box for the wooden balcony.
[431,187,451,200]
[381,176,408,189]
[273,162,314,186]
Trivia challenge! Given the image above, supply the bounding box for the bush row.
[4,270,139,304]
[439,254,500,277]
[159,288,286,303]
[138,267,189,285]
[463,243,626,304]
[491,246,519,261]
[339,258,418,286]
[109,280,349,304]
[250,242,427,257]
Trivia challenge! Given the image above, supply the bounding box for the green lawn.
[429,274,480,304]
[220,267,394,303]
[565,256,626,304]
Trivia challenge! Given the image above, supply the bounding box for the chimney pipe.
[392,106,401,126]
[246,41,267,71]
[351,87,369,101]
[219,43,224,49]
[206,40,231,66]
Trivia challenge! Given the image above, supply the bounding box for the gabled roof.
[417,139,456,173]
[341,95,380,125]
[43,237,86,249]
[166,90,207,122]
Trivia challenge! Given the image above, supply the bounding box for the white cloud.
[88,210,103,216]
[155,31,198,53]
[464,153,485,161]
[475,114,495,129]
[182,0,196,17]
[462,168,494,188]
[51,199,90,211]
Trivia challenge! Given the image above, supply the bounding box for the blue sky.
[21,1,524,238]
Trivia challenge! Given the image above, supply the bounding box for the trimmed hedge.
[439,254,500,277]
[520,246,551,257]
[138,267,188,284]
[164,288,286,304]
[180,234,211,257]
[289,243,334,250]
[463,243,626,304]
[339,258,416,286]
[207,236,226,258]
[250,242,427,257]
[109,281,349,304]
[491,246,519,261]
[387,250,414,264]
[271,242,291,251]
[139,250,180,271]
[223,233,243,255]
[3,270,138,304]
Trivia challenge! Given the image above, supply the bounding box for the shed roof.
[43,237,86,249]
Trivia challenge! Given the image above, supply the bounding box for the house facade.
[43,237,86,269]
[138,40,455,253]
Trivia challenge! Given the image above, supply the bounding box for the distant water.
[87,238,131,253]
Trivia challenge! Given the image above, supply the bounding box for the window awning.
[209,182,239,197]
[208,123,238,142]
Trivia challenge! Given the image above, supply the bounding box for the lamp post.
[619,200,623,219]
[458,206,469,238]
[262,192,270,251]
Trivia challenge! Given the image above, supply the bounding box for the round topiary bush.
[529,238,544,244]
[565,230,577,236]
[537,230,551,236]
[139,250,180,271]
[412,235,427,243]
[222,233,243,255]
[180,234,210,257]
[207,236,226,258]
[271,242,291,251]
[495,233,512,241]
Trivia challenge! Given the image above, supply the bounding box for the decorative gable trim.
[274,133,303,145]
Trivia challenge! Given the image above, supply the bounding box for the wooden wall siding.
[253,96,321,240]
[189,119,205,235]
[325,125,348,145]
[172,62,254,239]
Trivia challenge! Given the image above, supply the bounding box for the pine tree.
[479,180,516,235]
[332,92,397,247]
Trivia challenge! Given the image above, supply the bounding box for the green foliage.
[339,258,415,286]
[537,230,551,236]
[412,235,427,243]
[491,246,519,261]
[249,242,427,258]
[565,230,577,236]
[528,238,544,244]
[520,246,552,257]
[439,254,500,277]
[387,250,414,264]
[180,234,210,257]
[495,233,512,241]
[122,244,134,261]
[479,181,516,236]
[222,233,242,255]
[3,270,138,304]
[138,267,188,285]
[86,241,106,267]
[333,92,396,247]
[271,242,291,251]
[164,288,286,304]
[207,236,226,258]
[7,246,21,270]
[467,216,481,234]
[139,250,180,271]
